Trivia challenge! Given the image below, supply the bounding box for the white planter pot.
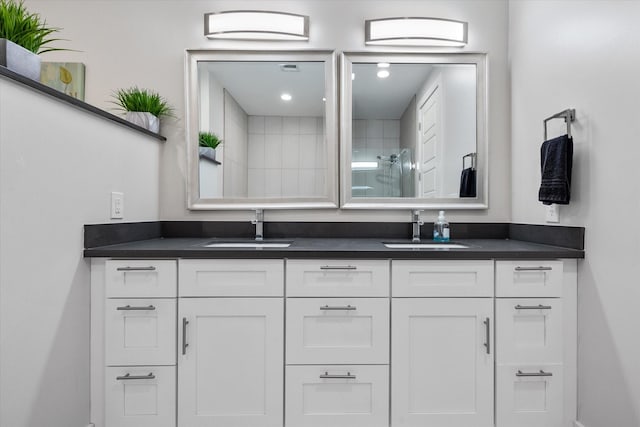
[125,111,160,133]
[0,39,41,81]
[199,147,217,162]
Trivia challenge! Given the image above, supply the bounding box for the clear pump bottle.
[433,210,450,242]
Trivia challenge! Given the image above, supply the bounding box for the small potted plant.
[198,131,222,162]
[112,86,174,133]
[0,0,66,80]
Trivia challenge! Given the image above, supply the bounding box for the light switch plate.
[111,192,124,219]
[546,204,559,223]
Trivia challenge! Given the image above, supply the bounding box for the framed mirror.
[340,52,488,209]
[186,50,338,209]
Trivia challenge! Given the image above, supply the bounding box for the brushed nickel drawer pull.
[182,318,189,355]
[320,372,356,379]
[514,266,552,272]
[320,305,357,311]
[483,318,491,354]
[116,266,157,271]
[320,265,357,270]
[515,304,552,310]
[116,305,156,311]
[516,370,553,377]
[116,373,155,380]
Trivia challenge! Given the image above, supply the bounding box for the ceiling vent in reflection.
[280,64,299,72]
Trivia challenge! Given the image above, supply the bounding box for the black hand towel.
[538,134,573,205]
[459,167,477,198]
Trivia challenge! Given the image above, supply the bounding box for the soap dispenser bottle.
[433,210,450,242]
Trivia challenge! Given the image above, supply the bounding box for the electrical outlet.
[111,192,124,219]
[546,204,559,223]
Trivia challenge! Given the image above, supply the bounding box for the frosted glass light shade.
[205,10,309,40]
[365,17,468,47]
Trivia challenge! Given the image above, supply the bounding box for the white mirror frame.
[185,49,339,210]
[340,52,488,209]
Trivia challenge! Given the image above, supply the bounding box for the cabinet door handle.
[483,317,490,354]
[514,266,552,271]
[515,304,552,310]
[116,266,157,271]
[516,370,553,377]
[320,265,357,270]
[320,305,357,311]
[320,372,356,379]
[116,373,155,380]
[116,305,156,311]
[182,317,189,355]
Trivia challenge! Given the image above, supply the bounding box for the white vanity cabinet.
[177,259,284,427]
[391,260,495,427]
[495,260,577,427]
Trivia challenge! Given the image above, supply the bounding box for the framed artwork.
[40,62,86,100]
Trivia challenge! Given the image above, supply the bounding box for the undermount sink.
[384,242,469,249]
[203,241,292,248]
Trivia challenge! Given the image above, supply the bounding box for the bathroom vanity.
[87,233,582,427]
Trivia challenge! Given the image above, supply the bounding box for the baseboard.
[574,421,586,427]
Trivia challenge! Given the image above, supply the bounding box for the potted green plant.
[198,131,222,162]
[0,0,65,80]
[112,86,174,133]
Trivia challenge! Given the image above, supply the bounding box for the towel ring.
[544,108,576,140]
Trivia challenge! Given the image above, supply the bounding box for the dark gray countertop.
[83,237,584,260]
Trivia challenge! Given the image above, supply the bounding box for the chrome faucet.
[411,210,424,242]
[252,209,264,241]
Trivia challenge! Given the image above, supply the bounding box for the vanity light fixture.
[204,10,309,41]
[377,69,390,79]
[377,62,390,68]
[280,93,292,101]
[365,17,468,47]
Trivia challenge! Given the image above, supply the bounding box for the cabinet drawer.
[496,299,563,364]
[392,260,494,297]
[286,365,389,427]
[286,298,389,364]
[105,299,176,366]
[496,260,563,297]
[105,366,176,427]
[179,259,283,296]
[287,259,389,297]
[105,260,176,298]
[496,364,563,427]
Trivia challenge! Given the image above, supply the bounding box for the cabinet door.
[178,298,284,427]
[497,365,563,427]
[105,366,175,427]
[286,365,389,427]
[392,298,494,427]
[105,298,176,366]
[496,298,563,364]
[286,259,389,297]
[179,259,283,296]
[286,298,389,364]
[392,260,494,297]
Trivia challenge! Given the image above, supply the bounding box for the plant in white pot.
[198,131,222,162]
[112,87,174,133]
[0,0,66,80]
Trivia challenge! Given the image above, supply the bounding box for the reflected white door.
[418,84,440,198]
[178,298,284,427]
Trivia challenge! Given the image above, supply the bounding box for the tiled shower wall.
[247,116,326,198]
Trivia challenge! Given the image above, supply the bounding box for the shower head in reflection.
[377,153,399,164]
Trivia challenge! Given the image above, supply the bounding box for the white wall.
[26,0,510,224]
[509,1,640,426]
[0,78,161,427]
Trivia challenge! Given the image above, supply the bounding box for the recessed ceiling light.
[377,62,390,68]
[281,93,292,101]
[322,97,326,102]
[377,70,390,79]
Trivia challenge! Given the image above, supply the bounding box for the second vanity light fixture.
[204,10,309,40]
[365,17,468,47]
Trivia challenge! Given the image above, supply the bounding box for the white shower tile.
[247,134,265,169]
[383,120,400,138]
[366,120,384,138]
[314,170,326,196]
[248,116,265,134]
[264,169,282,197]
[298,169,315,196]
[281,134,300,169]
[281,169,299,197]
[265,116,283,134]
[248,168,265,197]
[315,137,326,169]
[353,119,366,138]
[264,134,282,169]
[384,138,400,150]
[316,117,326,134]
[367,137,384,152]
[353,137,366,150]
[299,117,316,134]
[283,117,300,135]
[299,135,316,169]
